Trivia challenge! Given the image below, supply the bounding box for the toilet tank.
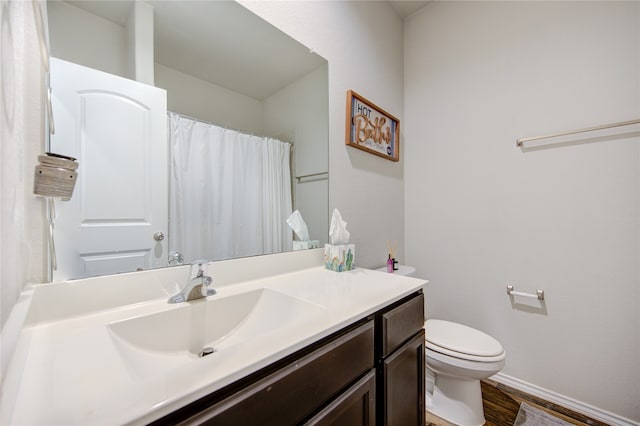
[375,264,416,276]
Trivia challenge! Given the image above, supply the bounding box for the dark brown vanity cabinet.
[151,291,424,426]
[377,292,425,426]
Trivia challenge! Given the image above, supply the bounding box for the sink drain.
[199,347,216,358]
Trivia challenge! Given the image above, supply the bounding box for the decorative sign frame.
[345,90,400,162]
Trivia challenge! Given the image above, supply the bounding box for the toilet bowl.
[425,319,506,426]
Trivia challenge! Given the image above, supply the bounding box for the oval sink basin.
[108,288,327,361]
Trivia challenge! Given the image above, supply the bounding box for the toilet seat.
[425,319,505,363]
[424,319,506,426]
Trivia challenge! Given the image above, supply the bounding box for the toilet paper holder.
[506,285,544,301]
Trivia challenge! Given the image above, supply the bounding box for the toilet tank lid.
[426,319,504,357]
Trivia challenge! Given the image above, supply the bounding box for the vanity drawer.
[381,293,424,358]
[177,320,374,426]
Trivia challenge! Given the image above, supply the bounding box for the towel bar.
[516,118,640,147]
[507,285,544,301]
[296,171,328,182]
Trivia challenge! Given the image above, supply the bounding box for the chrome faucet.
[168,260,216,303]
[168,251,184,266]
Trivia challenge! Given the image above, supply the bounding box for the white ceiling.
[66,0,326,100]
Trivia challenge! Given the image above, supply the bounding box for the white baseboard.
[492,373,639,426]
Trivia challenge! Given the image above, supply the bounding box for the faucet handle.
[190,260,215,297]
[202,275,216,297]
[190,259,209,278]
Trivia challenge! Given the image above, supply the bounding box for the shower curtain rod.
[168,111,294,147]
[516,118,640,147]
[168,111,251,136]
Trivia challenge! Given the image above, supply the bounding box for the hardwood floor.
[425,379,611,426]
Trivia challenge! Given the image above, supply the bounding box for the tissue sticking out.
[287,210,319,250]
[324,208,355,272]
[329,208,350,245]
[287,210,310,241]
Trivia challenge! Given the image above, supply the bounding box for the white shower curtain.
[169,113,292,262]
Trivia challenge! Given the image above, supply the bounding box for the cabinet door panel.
[383,330,425,426]
[304,369,375,426]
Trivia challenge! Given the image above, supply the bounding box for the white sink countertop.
[1,251,427,425]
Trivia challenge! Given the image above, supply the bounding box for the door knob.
[153,232,165,241]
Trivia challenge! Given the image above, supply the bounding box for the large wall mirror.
[47,0,329,281]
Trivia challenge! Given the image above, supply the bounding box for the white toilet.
[379,265,506,426]
[425,319,505,426]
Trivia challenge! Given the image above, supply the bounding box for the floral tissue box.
[324,244,355,272]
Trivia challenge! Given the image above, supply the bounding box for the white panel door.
[50,58,167,281]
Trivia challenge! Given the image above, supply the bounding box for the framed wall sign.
[345,90,400,162]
